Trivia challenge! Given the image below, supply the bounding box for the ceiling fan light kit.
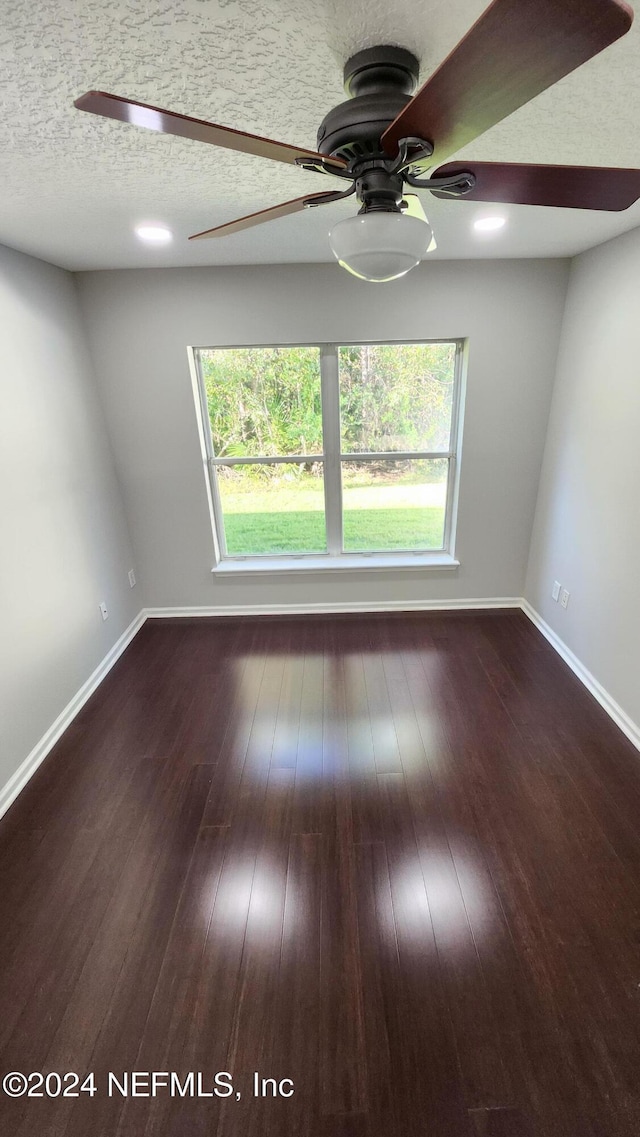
[74,0,640,283]
[329,211,433,282]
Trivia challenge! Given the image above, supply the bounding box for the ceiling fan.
[75,0,640,282]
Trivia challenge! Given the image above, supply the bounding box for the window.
[193,340,464,571]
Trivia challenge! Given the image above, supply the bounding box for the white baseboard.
[0,610,147,824]
[144,597,521,619]
[521,599,640,754]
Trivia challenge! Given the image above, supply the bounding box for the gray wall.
[77,259,569,610]
[526,227,640,729]
[0,244,139,795]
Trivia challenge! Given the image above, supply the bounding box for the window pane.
[339,343,456,453]
[200,346,323,458]
[342,459,448,552]
[216,463,327,555]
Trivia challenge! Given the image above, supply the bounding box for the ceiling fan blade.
[430,162,640,211]
[74,91,347,171]
[403,194,428,222]
[189,192,335,239]
[382,0,633,166]
[403,195,437,250]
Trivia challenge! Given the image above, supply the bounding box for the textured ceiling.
[1,0,640,270]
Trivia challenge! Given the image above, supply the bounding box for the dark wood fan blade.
[74,91,347,171]
[382,0,633,165]
[189,192,334,239]
[431,162,640,210]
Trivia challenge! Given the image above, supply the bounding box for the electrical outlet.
[99,602,108,621]
[128,569,136,588]
[552,580,561,602]
[560,589,570,609]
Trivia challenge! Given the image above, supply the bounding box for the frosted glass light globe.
[329,212,432,282]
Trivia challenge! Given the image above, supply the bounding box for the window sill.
[212,553,460,576]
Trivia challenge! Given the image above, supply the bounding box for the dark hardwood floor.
[2,609,640,1136]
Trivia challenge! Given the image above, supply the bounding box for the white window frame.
[190,339,466,575]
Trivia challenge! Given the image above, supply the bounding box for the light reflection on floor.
[214,647,493,953]
[229,648,449,781]
[381,850,493,955]
[205,853,291,945]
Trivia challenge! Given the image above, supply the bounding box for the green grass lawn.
[218,473,447,555]
[224,507,445,554]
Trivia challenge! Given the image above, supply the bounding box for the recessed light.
[473,216,507,233]
[134,224,173,244]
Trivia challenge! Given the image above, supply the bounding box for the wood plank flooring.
[2,609,640,1136]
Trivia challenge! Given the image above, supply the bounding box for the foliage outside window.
[194,341,462,562]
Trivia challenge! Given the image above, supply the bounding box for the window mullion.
[320,345,343,555]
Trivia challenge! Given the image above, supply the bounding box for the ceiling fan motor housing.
[317,46,419,168]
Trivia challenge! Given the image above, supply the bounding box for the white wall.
[526,227,640,730]
[0,244,139,799]
[77,259,569,610]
